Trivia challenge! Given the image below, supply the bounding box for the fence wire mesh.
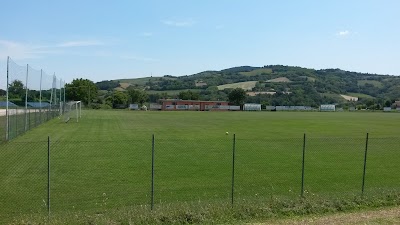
[49,140,151,212]
[155,138,232,204]
[305,137,366,197]
[0,57,64,143]
[367,137,400,193]
[0,135,400,222]
[235,137,304,202]
[0,141,48,220]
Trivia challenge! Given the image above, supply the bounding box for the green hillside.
[357,80,383,88]
[239,68,272,76]
[347,92,375,99]
[95,65,400,108]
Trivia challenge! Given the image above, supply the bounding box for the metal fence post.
[151,134,155,210]
[47,136,51,218]
[231,133,236,207]
[25,64,28,132]
[15,108,17,138]
[28,109,31,130]
[301,133,306,198]
[362,133,369,196]
[6,56,9,141]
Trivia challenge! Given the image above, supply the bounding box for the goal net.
[63,101,82,123]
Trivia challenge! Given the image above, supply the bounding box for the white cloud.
[57,40,104,47]
[162,19,195,27]
[0,40,40,60]
[0,39,107,60]
[337,30,350,37]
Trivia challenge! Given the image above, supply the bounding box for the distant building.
[340,94,359,101]
[150,103,162,110]
[129,104,139,110]
[320,104,336,112]
[383,107,392,112]
[243,103,261,111]
[159,99,230,111]
[195,81,208,87]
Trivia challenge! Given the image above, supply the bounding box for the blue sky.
[0,0,399,84]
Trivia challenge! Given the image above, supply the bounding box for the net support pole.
[52,74,56,118]
[59,79,62,116]
[49,75,53,118]
[63,81,65,114]
[5,56,9,140]
[54,74,57,107]
[25,64,29,132]
[39,69,42,123]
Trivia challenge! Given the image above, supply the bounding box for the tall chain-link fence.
[1,134,400,222]
[0,57,65,143]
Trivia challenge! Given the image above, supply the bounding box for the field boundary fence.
[1,133,399,222]
[0,56,65,142]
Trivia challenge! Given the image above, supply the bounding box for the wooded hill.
[96,65,400,109]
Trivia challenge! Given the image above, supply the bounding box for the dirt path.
[255,206,400,225]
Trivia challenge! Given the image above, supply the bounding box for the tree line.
[4,64,398,110]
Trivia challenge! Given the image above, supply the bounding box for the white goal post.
[64,101,82,123]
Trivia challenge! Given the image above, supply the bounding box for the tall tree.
[8,80,25,99]
[65,78,98,106]
[228,88,247,105]
[127,89,148,105]
[178,90,200,100]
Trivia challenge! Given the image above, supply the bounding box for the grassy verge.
[11,191,400,224]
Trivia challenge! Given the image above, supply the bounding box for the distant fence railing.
[0,134,399,222]
[1,106,60,141]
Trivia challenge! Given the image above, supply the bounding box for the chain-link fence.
[0,57,64,143]
[0,134,399,222]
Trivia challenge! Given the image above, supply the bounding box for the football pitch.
[1,110,400,221]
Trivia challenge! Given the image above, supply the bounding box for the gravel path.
[255,207,400,225]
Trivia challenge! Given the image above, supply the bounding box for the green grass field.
[1,110,400,223]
